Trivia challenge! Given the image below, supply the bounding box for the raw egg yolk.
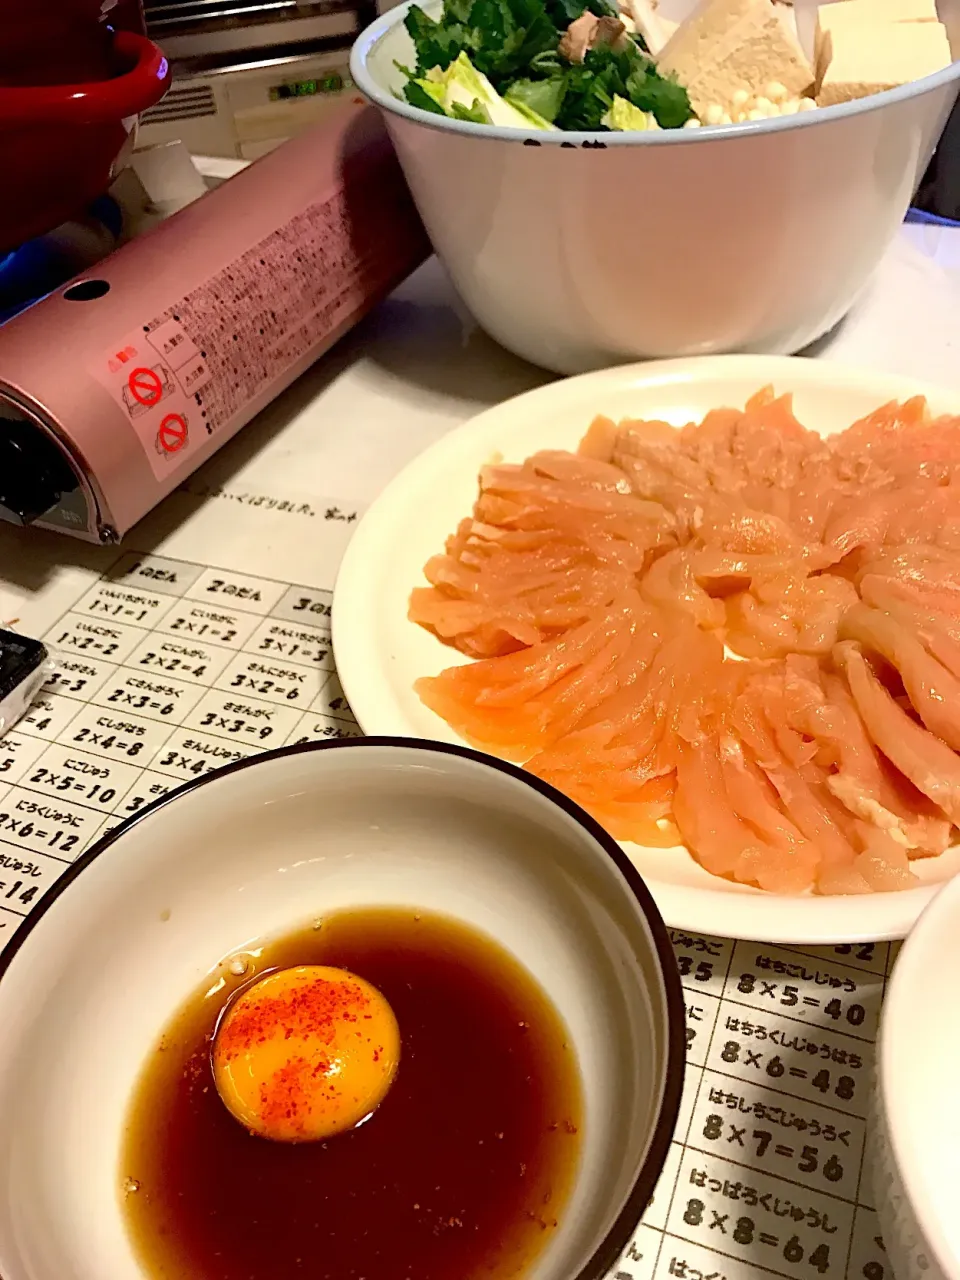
[212,965,400,1143]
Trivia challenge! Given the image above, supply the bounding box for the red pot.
[0,26,171,254]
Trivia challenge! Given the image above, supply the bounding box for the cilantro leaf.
[624,61,692,128]
[404,0,557,86]
[471,0,558,84]
[553,46,622,130]
[551,43,692,130]
[444,0,474,21]
[404,7,466,72]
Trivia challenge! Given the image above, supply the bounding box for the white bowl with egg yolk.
[0,736,685,1280]
[350,0,960,375]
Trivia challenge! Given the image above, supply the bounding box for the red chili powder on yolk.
[218,975,370,1063]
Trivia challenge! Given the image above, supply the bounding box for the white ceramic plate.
[332,355,960,943]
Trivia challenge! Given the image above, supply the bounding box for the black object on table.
[915,98,960,221]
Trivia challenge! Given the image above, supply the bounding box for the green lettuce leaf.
[408,52,556,127]
[504,74,567,121]
[403,78,449,114]
[450,98,492,121]
[601,93,658,130]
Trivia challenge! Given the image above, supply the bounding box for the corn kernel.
[746,107,766,120]
[732,88,750,107]
[780,98,800,114]
[798,97,817,112]
[683,117,702,127]
[764,80,788,101]
[703,103,725,125]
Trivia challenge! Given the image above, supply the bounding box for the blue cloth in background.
[0,198,122,325]
[906,207,960,228]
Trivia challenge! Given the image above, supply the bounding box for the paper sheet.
[0,490,894,1280]
[0,504,362,948]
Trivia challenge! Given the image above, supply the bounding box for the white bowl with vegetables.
[351,0,960,374]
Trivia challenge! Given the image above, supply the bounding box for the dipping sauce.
[121,907,583,1280]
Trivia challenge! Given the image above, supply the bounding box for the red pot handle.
[0,30,171,125]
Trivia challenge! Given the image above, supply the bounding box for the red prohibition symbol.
[128,366,163,407]
[157,413,188,454]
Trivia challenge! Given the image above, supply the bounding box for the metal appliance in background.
[138,0,379,158]
[0,99,430,543]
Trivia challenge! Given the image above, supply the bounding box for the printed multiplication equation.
[0,552,361,947]
[617,933,893,1280]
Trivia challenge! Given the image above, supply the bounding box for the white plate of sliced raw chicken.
[333,355,960,942]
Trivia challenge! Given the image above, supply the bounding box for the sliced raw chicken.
[839,604,960,751]
[835,641,960,827]
[410,388,960,896]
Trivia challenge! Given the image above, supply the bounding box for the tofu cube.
[817,18,953,105]
[814,0,940,78]
[658,0,814,116]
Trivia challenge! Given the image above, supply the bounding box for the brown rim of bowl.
[0,734,686,1280]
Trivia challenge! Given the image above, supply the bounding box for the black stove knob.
[0,414,77,526]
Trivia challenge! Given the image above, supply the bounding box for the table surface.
[181,222,960,518]
[0,224,958,1280]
